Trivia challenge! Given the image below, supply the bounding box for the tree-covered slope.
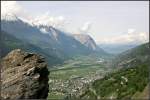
[75,43,150,100]
[113,42,150,68]
[91,64,149,99]
[78,63,149,100]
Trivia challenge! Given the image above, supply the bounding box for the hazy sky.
[2,1,149,44]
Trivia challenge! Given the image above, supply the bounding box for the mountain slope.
[73,34,109,57]
[0,31,62,65]
[43,27,93,56]
[99,44,138,54]
[113,42,150,68]
[1,14,108,59]
[73,34,97,51]
[74,43,150,100]
[1,14,65,59]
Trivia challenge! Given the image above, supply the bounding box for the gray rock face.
[73,34,97,51]
[1,49,49,99]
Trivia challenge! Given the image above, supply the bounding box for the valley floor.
[48,56,112,99]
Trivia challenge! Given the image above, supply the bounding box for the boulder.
[1,49,49,99]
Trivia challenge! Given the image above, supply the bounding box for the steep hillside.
[72,34,109,57]
[99,43,138,54]
[43,27,93,56]
[1,14,66,59]
[113,42,150,68]
[73,34,97,51]
[73,43,150,100]
[85,64,149,100]
[0,31,62,65]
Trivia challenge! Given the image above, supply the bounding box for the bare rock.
[1,49,49,99]
[73,34,97,51]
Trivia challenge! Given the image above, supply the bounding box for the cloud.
[1,1,21,15]
[79,22,92,33]
[31,12,68,30]
[128,28,135,34]
[98,29,149,44]
[1,1,32,21]
[1,1,67,29]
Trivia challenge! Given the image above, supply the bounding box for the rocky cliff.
[73,34,97,51]
[1,49,49,99]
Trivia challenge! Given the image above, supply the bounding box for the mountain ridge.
[1,31,62,65]
[1,14,108,60]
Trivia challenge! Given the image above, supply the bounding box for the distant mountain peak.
[73,34,97,51]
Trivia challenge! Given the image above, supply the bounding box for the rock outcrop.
[1,49,49,99]
[73,34,97,51]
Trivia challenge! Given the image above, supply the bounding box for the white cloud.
[1,1,67,29]
[31,12,69,31]
[128,28,135,34]
[1,1,21,21]
[98,29,149,44]
[1,1,21,15]
[79,22,92,34]
[1,1,32,21]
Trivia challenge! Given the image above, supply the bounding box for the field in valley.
[48,56,113,99]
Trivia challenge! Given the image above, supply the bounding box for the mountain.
[1,14,64,59]
[113,42,150,68]
[36,25,94,56]
[73,34,97,51]
[73,43,150,100]
[1,14,108,59]
[0,31,62,65]
[98,43,138,54]
[73,34,109,57]
[1,49,49,99]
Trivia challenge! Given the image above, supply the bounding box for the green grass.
[49,55,109,80]
[49,56,109,80]
[48,92,65,99]
[49,65,105,80]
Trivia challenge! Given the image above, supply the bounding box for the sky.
[1,1,149,44]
